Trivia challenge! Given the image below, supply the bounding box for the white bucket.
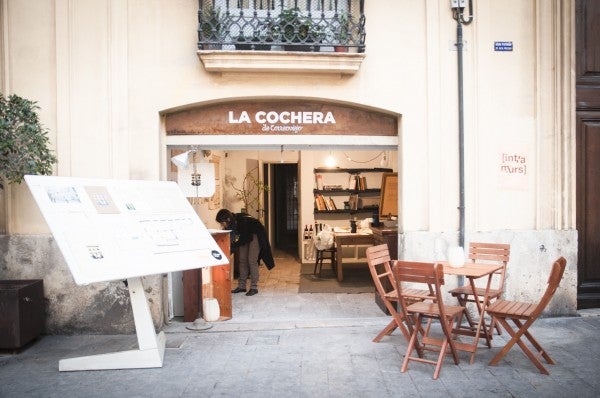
[447,246,465,268]
[203,298,220,322]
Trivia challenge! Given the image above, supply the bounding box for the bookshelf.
[313,168,393,216]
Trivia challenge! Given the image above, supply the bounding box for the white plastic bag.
[313,225,334,250]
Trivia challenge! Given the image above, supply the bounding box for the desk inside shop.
[304,224,398,286]
[308,168,397,289]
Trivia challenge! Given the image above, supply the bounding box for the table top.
[334,232,372,236]
[441,261,503,278]
[334,232,374,245]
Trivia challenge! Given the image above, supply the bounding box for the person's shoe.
[245,288,258,296]
[231,287,246,293]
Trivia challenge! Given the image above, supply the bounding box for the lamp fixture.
[170,146,200,169]
[325,152,336,168]
[171,147,215,198]
[170,151,192,169]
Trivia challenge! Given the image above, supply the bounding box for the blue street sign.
[494,41,513,51]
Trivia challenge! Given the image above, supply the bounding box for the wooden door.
[576,0,600,309]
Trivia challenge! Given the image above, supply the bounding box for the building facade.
[0,0,580,333]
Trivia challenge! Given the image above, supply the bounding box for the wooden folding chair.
[394,261,465,380]
[486,257,567,375]
[449,242,510,335]
[366,244,432,343]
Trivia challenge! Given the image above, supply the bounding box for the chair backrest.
[468,242,510,291]
[366,244,396,302]
[530,257,567,319]
[394,261,445,317]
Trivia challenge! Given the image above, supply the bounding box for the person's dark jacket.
[231,213,275,270]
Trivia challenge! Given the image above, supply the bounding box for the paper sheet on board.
[25,175,228,285]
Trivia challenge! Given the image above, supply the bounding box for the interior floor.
[167,248,386,327]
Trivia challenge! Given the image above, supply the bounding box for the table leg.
[468,274,495,363]
[336,245,343,282]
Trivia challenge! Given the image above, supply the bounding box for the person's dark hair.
[216,209,233,223]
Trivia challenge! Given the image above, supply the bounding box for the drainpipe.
[457,19,466,251]
[452,1,473,285]
[451,1,473,250]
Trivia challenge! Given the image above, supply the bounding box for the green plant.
[0,93,57,189]
[200,5,226,43]
[225,168,270,215]
[275,8,322,44]
[335,13,350,44]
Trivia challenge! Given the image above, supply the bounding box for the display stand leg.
[59,277,166,371]
[186,268,213,331]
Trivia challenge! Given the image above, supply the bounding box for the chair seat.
[404,288,434,300]
[407,302,464,318]
[486,299,536,319]
[450,286,502,299]
[384,288,432,303]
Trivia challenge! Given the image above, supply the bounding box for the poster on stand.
[25,175,227,285]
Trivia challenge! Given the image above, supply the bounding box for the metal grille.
[198,0,366,52]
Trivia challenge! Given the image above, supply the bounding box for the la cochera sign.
[228,110,336,133]
[165,101,396,136]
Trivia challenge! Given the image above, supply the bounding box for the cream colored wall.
[0,0,576,319]
[2,0,573,237]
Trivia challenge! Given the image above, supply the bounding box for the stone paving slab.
[2,253,600,398]
[1,314,599,398]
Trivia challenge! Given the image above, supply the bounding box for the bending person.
[216,209,275,296]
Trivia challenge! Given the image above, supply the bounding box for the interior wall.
[167,147,398,317]
[181,148,397,236]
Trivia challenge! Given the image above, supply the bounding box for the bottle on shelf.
[306,224,316,261]
[303,225,309,240]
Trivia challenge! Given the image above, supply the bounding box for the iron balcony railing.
[198,0,366,52]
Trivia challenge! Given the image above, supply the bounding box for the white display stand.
[24,175,228,371]
[59,277,165,371]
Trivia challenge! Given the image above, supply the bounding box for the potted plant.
[0,93,57,190]
[333,13,352,52]
[235,25,273,51]
[275,8,323,52]
[0,93,55,350]
[199,5,226,49]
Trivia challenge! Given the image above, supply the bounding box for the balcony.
[197,0,366,74]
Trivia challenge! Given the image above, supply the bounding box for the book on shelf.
[357,176,367,190]
[315,194,328,211]
[347,174,357,190]
[314,194,338,211]
[348,194,359,210]
[323,184,343,190]
[315,174,323,190]
[327,197,337,210]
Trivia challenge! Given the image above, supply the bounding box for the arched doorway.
[162,98,400,319]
